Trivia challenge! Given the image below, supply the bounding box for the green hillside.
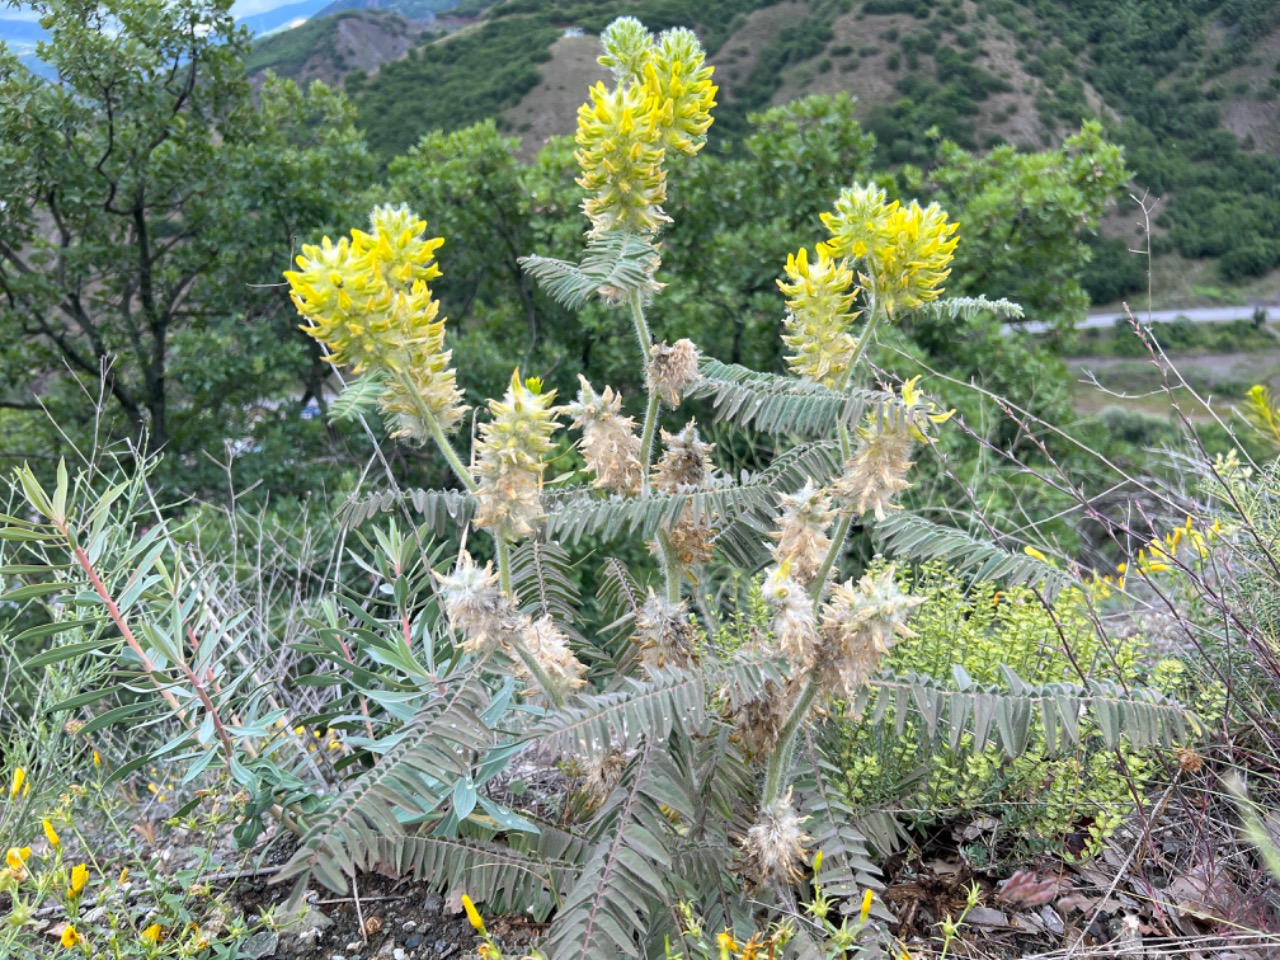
[319,0,1280,296]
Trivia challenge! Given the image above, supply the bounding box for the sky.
[1,0,306,22]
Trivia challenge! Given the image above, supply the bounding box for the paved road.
[1018,303,1276,334]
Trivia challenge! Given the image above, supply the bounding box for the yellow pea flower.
[860,888,875,923]
[61,925,81,948]
[43,819,61,850]
[68,862,88,897]
[461,894,486,934]
[141,923,162,944]
[1023,546,1047,562]
[10,768,27,800]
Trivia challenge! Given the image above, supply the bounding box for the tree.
[0,0,373,493]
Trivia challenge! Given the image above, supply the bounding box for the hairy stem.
[762,676,820,808]
[657,531,681,603]
[396,370,477,493]
[507,634,567,710]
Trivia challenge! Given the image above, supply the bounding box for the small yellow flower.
[5,846,31,881]
[141,923,162,944]
[117,867,130,886]
[43,819,60,850]
[812,850,823,873]
[10,768,27,800]
[860,888,875,923]
[716,930,739,959]
[461,894,486,934]
[92,750,101,768]
[61,925,81,948]
[68,862,88,897]
[1023,545,1047,562]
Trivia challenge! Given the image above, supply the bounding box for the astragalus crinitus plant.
[2,16,1200,959]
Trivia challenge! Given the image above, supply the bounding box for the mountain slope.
[245,8,430,84]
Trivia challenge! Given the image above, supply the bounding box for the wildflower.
[353,204,444,288]
[473,372,561,540]
[738,789,811,890]
[10,768,26,800]
[68,862,88,898]
[515,617,588,700]
[771,482,835,586]
[5,846,30,882]
[575,80,668,237]
[860,889,875,923]
[644,27,717,156]
[831,379,951,521]
[60,925,81,949]
[633,590,698,669]
[652,421,716,493]
[716,930,739,959]
[434,552,525,655]
[815,565,924,698]
[92,750,101,768]
[645,338,701,406]
[820,185,959,316]
[461,894,486,934]
[1024,545,1048,562]
[778,247,859,387]
[598,16,653,81]
[43,819,60,851]
[141,923,162,944]
[566,376,643,495]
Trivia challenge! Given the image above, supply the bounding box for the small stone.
[242,931,280,959]
[404,935,424,950]
[1040,905,1065,936]
[345,943,362,953]
[421,893,444,913]
[401,921,417,933]
[394,951,406,960]
[966,906,1009,927]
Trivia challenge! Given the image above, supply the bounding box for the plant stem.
[396,370,477,493]
[628,288,653,358]
[628,290,663,498]
[657,531,681,603]
[496,537,513,596]
[762,676,820,808]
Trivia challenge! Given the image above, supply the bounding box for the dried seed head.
[434,552,525,654]
[830,428,915,522]
[725,678,794,760]
[633,589,698,670]
[662,507,717,567]
[646,339,701,406]
[761,565,819,671]
[567,376,644,495]
[577,749,629,808]
[771,481,835,585]
[516,616,589,700]
[738,791,811,891]
[653,420,716,493]
[816,564,923,697]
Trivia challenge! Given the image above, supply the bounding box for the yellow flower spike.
[778,246,859,387]
[61,925,81,949]
[860,889,875,923]
[141,924,162,945]
[43,819,60,850]
[68,862,88,897]
[575,80,669,236]
[461,894,486,934]
[10,768,26,800]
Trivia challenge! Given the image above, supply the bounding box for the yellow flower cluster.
[473,373,562,540]
[777,247,859,387]
[575,18,717,236]
[819,183,959,316]
[285,204,466,436]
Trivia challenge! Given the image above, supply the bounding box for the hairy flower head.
[473,372,562,540]
[567,376,643,495]
[599,17,653,81]
[815,564,923,697]
[778,247,860,387]
[771,481,835,586]
[653,420,716,493]
[820,185,959,316]
[725,678,793,759]
[634,590,698,670]
[831,379,951,520]
[354,204,445,288]
[646,338,701,406]
[738,791,811,891]
[662,508,717,567]
[761,564,820,669]
[434,551,525,655]
[516,617,588,700]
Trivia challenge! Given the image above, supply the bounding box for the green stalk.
[396,370,477,493]
[762,676,820,808]
[657,531,681,603]
[638,390,661,497]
